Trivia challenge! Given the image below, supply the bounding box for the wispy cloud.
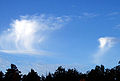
[93,37,118,64]
[107,12,120,16]
[78,12,98,19]
[114,24,120,29]
[0,50,50,55]
[0,14,70,54]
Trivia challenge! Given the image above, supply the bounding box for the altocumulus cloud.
[93,37,119,64]
[0,14,70,55]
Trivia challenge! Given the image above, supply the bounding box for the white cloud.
[0,50,50,55]
[93,37,118,64]
[78,12,98,19]
[98,37,117,49]
[0,14,70,54]
[108,12,120,16]
[114,24,120,30]
[83,13,98,17]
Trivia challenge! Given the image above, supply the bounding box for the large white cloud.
[93,37,118,64]
[0,15,70,54]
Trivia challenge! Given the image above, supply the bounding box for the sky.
[0,0,120,75]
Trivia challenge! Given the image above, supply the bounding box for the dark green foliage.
[1,64,120,81]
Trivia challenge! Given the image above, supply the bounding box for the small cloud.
[0,14,70,55]
[114,24,120,29]
[83,13,98,17]
[79,12,98,19]
[107,12,120,20]
[98,37,117,49]
[93,37,118,64]
[108,12,120,16]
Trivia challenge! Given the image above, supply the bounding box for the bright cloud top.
[94,37,118,64]
[98,37,117,49]
[0,15,69,54]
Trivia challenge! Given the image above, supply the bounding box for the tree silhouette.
[4,64,21,81]
[41,74,45,81]
[0,71,4,81]
[45,72,53,81]
[1,63,120,81]
[22,69,40,81]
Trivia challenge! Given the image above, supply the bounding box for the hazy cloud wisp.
[93,37,118,64]
[0,15,70,54]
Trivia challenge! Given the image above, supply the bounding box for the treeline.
[0,64,120,81]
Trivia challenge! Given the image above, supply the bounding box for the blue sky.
[0,0,120,74]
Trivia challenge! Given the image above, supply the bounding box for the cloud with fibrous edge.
[93,37,119,64]
[0,14,70,55]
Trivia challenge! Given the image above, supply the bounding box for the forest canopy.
[0,64,120,81]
